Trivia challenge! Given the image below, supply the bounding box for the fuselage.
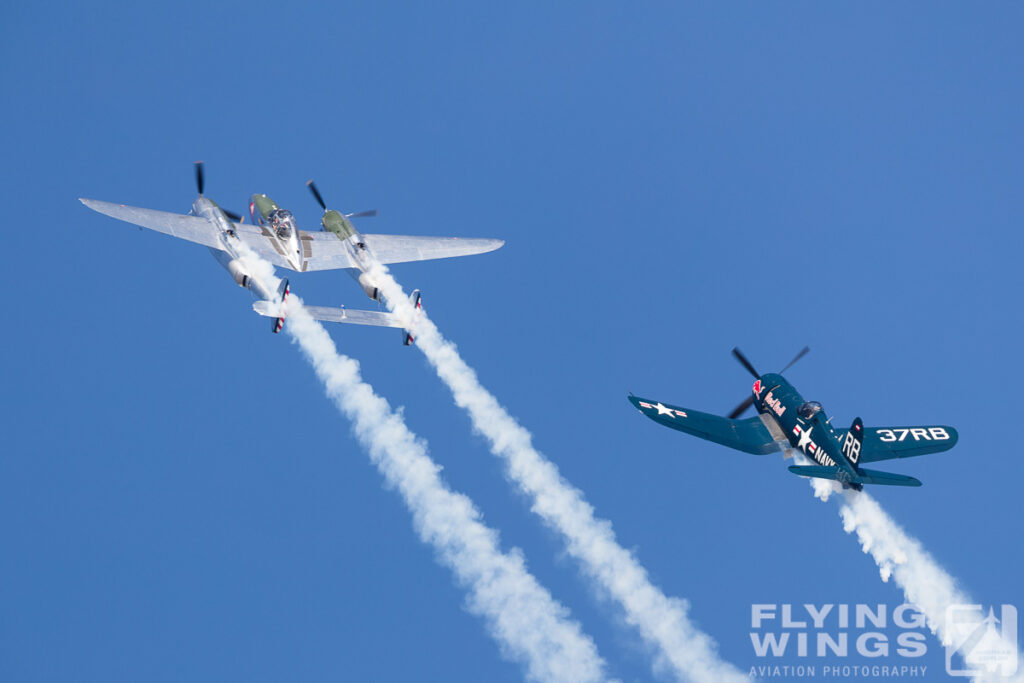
[253,195,383,301]
[751,373,860,483]
[248,194,304,271]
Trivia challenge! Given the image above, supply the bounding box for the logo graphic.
[752,379,762,397]
[763,391,786,417]
[945,604,1018,677]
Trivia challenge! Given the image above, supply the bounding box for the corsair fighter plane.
[629,348,958,490]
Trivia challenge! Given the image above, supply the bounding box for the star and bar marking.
[639,401,687,419]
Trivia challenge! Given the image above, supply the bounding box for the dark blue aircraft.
[629,348,957,490]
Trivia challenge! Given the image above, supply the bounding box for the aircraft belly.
[759,413,789,444]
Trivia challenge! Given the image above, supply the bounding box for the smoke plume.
[370,261,747,683]
[235,247,609,682]
[793,455,1022,681]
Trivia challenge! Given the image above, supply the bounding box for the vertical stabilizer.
[402,289,422,346]
[841,416,864,464]
[272,279,290,334]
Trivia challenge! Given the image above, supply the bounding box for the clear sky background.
[2,2,1022,681]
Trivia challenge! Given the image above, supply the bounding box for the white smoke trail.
[793,455,1023,681]
[235,247,609,683]
[369,262,747,683]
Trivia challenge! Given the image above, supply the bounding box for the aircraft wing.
[80,199,224,250]
[362,234,505,265]
[286,232,503,272]
[82,199,500,272]
[836,425,958,463]
[79,198,300,269]
[628,395,782,455]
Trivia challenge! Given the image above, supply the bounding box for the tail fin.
[402,289,422,346]
[272,278,289,334]
[841,416,864,464]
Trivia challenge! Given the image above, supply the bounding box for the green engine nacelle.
[251,194,280,222]
[321,209,357,240]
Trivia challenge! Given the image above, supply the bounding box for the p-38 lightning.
[80,164,503,338]
[629,348,958,490]
[246,180,443,344]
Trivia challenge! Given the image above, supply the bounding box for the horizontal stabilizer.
[788,465,844,481]
[788,465,922,487]
[856,467,922,487]
[253,301,404,328]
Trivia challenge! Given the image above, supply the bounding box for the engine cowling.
[357,272,379,300]
[226,259,251,288]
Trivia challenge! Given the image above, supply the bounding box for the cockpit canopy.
[268,209,295,239]
[797,401,823,419]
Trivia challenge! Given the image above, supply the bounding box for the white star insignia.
[797,425,813,452]
[654,402,675,416]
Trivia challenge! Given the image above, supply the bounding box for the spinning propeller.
[727,346,810,419]
[306,179,377,218]
[195,161,205,195]
[194,161,242,221]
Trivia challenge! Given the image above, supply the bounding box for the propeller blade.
[728,395,755,419]
[779,346,810,374]
[222,208,242,222]
[195,161,204,195]
[732,347,760,379]
[346,209,378,218]
[307,180,326,211]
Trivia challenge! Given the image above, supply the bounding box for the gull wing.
[629,395,782,455]
[362,234,504,265]
[80,198,224,250]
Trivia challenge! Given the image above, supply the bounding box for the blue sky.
[3,2,1022,680]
